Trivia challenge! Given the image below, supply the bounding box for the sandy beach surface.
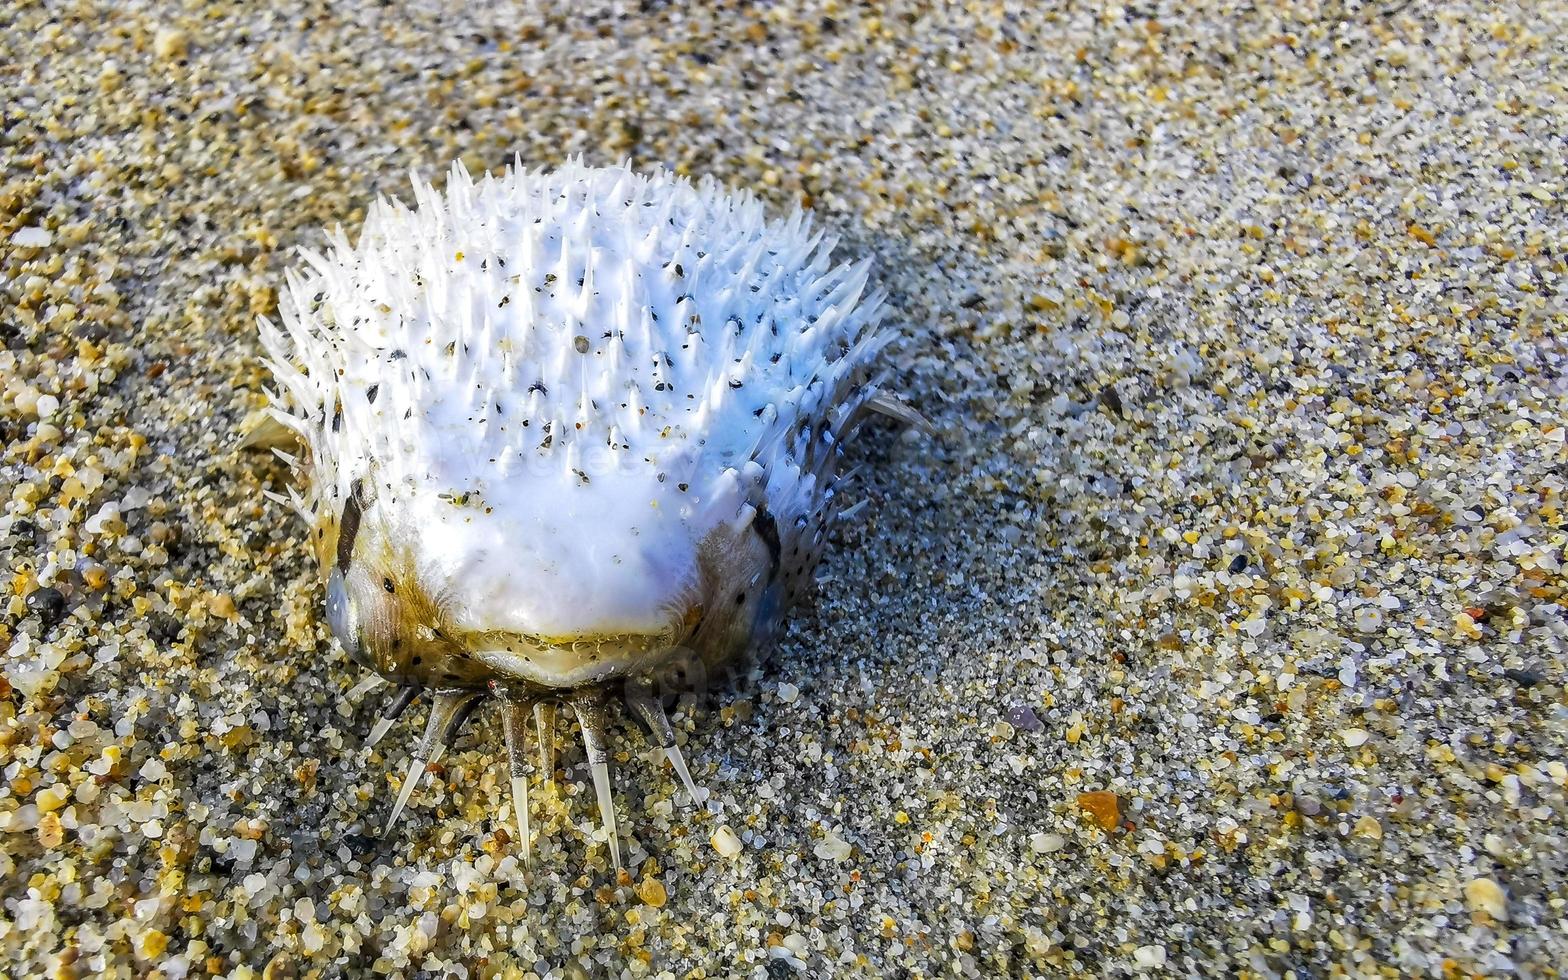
[3,1,1567,975]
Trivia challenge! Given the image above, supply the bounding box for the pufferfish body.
[256,160,917,867]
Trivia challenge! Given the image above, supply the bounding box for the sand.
[2,1,1566,976]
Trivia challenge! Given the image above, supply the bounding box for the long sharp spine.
[534,701,557,791]
[627,684,704,807]
[500,695,535,862]
[384,691,480,835]
[664,742,702,809]
[367,684,419,749]
[572,691,622,872]
[385,703,442,834]
[385,754,427,837]
[437,693,483,749]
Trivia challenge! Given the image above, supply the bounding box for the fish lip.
[470,640,685,689]
[467,611,703,689]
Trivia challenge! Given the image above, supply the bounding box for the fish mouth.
[466,610,702,689]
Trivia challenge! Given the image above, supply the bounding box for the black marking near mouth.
[752,502,782,581]
[337,478,365,572]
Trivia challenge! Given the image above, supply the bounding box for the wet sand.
[2,2,1566,975]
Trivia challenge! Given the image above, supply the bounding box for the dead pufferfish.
[253,160,922,869]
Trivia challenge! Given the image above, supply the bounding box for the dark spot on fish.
[336,479,365,572]
[753,504,783,581]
